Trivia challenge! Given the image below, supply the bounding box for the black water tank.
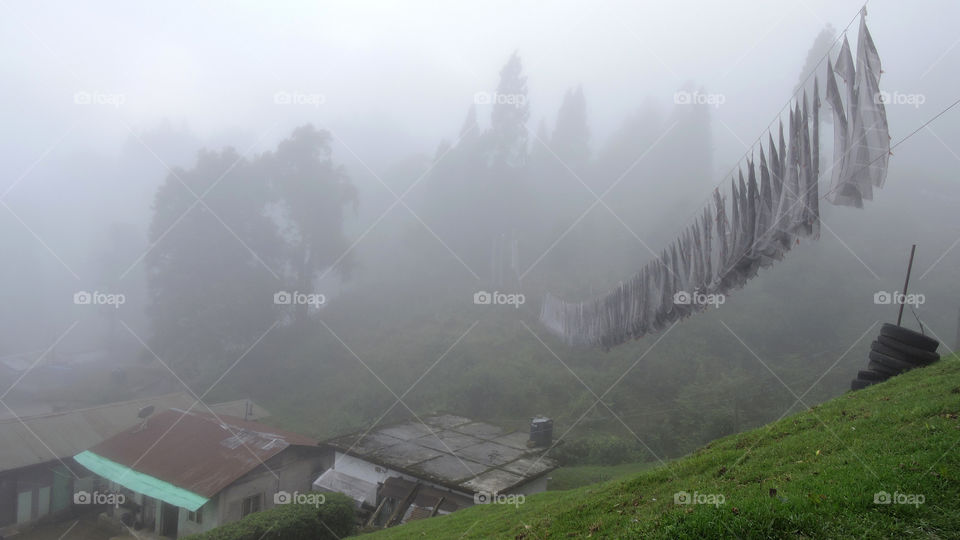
[529,416,553,447]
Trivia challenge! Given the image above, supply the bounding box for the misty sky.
[2,0,959,307]
[4,1,959,165]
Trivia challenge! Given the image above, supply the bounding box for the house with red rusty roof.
[0,392,199,536]
[73,408,331,538]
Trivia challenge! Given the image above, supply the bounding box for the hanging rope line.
[889,97,960,150]
[671,4,868,233]
[540,8,901,349]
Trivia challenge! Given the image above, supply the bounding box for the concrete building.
[0,393,198,536]
[318,414,556,528]
[73,408,329,538]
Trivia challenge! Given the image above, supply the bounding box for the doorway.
[160,502,179,538]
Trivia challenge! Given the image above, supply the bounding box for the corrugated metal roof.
[208,399,270,421]
[84,409,318,497]
[74,451,209,511]
[0,393,196,472]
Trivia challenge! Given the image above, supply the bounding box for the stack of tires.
[851,323,941,390]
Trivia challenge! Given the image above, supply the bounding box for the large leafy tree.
[420,54,533,279]
[489,51,530,169]
[147,148,281,380]
[146,125,355,379]
[528,86,592,228]
[267,125,357,323]
[550,85,590,168]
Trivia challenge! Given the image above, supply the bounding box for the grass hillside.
[361,356,960,539]
[546,462,652,491]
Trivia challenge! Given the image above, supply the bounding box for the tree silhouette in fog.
[146,125,354,379]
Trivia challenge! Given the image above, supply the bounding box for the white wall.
[217,447,328,527]
[177,495,218,537]
[331,452,474,502]
[332,452,419,486]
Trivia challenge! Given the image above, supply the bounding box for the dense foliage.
[184,493,354,540]
[141,50,956,470]
[365,357,960,538]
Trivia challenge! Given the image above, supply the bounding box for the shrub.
[184,492,354,540]
[551,435,646,466]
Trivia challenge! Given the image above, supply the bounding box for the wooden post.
[386,483,419,528]
[896,245,917,327]
[365,497,387,528]
[430,496,445,517]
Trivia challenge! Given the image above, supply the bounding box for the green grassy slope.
[361,357,960,539]
[547,462,653,491]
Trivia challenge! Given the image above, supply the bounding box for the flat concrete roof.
[325,414,557,495]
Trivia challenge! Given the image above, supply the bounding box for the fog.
[2,0,960,523]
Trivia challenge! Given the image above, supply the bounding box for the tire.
[851,378,875,390]
[857,369,888,382]
[868,359,899,377]
[880,323,939,352]
[870,340,914,363]
[869,350,914,374]
[877,335,940,365]
[867,360,900,379]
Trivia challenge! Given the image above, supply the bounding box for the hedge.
[184,492,354,540]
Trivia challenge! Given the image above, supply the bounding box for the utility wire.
[674,3,869,226]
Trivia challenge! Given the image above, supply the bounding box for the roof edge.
[74,450,209,511]
[0,392,193,425]
[326,445,557,494]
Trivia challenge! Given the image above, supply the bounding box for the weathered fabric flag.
[540,11,889,348]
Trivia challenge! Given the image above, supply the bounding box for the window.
[241,494,262,518]
[187,507,203,524]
